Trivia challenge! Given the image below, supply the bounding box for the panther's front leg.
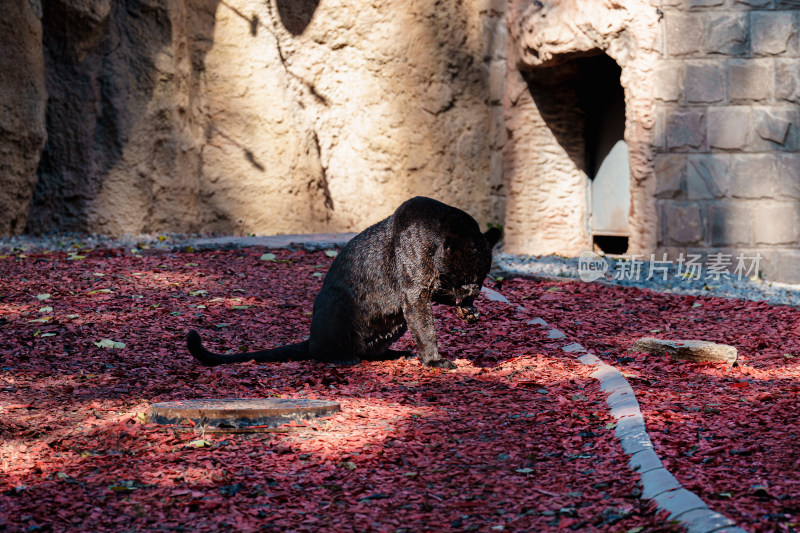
[402,294,457,370]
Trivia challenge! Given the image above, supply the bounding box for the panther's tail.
[186,330,312,366]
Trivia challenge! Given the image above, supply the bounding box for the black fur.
[187,197,502,369]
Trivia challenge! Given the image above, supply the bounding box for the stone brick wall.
[504,0,800,282]
[654,0,800,281]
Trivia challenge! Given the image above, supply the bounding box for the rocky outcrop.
[190,0,499,234]
[28,0,208,235]
[0,0,47,236]
[18,0,502,237]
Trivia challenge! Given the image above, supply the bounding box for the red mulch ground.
[503,277,800,532]
[0,247,791,532]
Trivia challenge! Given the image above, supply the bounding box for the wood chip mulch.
[0,247,779,531]
[503,277,800,533]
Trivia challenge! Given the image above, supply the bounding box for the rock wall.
[8,0,800,283]
[0,0,47,236]
[28,0,205,235]
[14,0,505,237]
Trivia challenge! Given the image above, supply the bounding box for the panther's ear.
[484,227,502,247]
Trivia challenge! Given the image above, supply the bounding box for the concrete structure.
[1,0,799,281]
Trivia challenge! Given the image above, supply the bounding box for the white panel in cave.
[591,139,630,236]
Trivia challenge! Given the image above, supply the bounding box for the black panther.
[187,197,501,369]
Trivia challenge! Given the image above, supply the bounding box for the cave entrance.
[576,54,629,255]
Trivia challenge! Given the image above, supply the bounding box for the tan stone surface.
[0,0,47,236]
[502,66,589,255]
[24,0,503,236]
[632,337,738,365]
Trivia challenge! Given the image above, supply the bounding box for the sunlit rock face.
[15,0,504,237]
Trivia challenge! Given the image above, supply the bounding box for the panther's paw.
[426,358,457,370]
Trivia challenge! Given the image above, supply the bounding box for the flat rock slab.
[632,337,737,364]
[148,398,341,432]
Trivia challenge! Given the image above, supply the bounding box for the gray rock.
[590,364,618,381]
[679,508,736,533]
[652,488,709,521]
[526,317,548,327]
[666,109,707,151]
[752,12,797,56]
[632,337,738,364]
[664,202,704,245]
[708,203,753,247]
[654,64,683,103]
[494,250,800,306]
[607,387,637,408]
[599,374,630,394]
[619,429,654,455]
[615,413,647,437]
[687,154,730,200]
[752,108,798,150]
[685,62,725,104]
[730,154,777,200]
[776,60,800,103]
[641,468,681,499]
[666,13,703,57]
[628,448,663,474]
[703,13,747,56]
[729,60,772,103]
[707,107,750,150]
[481,286,510,303]
[777,154,800,199]
[562,342,586,353]
[611,399,643,421]
[776,250,800,284]
[576,353,601,365]
[753,202,800,246]
[654,154,687,199]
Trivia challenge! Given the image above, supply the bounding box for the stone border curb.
[479,286,748,533]
[189,233,357,252]
[536,319,747,532]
